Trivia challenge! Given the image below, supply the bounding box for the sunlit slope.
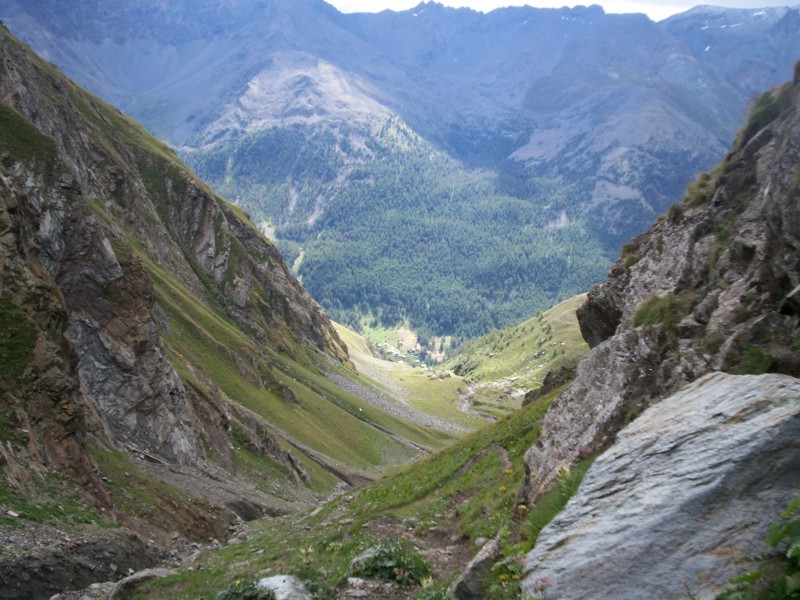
[335,323,484,432]
[445,294,590,415]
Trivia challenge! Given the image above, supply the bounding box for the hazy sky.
[327,0,792,22]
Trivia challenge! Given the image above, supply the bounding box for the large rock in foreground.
[521,372,800,600]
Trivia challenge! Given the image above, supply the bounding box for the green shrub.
[684,171,716,207]
[351,537,432,585]
[703,335,726,355]
[633,294,691,328]
[731,347,773,375]
[717,498,800,599]
[216,580,275,600]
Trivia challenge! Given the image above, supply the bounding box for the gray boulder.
[256,575,311,600]
[450,535,503,600]
[521,372,800,600]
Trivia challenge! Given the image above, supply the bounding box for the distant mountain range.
[3,0,797,340]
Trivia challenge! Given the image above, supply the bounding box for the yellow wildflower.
[499,485,507,492]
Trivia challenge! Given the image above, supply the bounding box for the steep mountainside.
[520,68,800,598]
[2,0,797,341]
[0,25,460,597]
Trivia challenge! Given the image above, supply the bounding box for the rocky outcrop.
[521,372,800,599]
[0,527,159,600]
[524,75,800,493]
[520,74,800,596]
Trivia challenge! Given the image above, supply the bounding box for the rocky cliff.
[0,17,350,460]
[519,70,800,596]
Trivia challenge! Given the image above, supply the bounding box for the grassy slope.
[334,294,589,425]
[444,294,589,416]
[135,386,593,599]
[139,241,455,481]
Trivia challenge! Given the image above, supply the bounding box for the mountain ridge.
[4,0,798,341]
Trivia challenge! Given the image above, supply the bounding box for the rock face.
[525,73,800,492]
[521,372,800,599]
[520,74,800,596]
[449,535,502,600]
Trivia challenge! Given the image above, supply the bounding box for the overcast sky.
[327,0,793,22]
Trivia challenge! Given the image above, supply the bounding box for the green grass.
[521,459,593,549]
[351,390,557,539]
[683,168,721,207]
[482,457,593,599]
[402,369,478,427]
[633,294,692,328]
[281,350,454,452]
[89,447,174,519]
[730,347,774,375]
[0,295,38,386]
[0,474,113,528]
[0,101,58,175]
[733,83,797,153]
[452,295,587,380]
[334,322,482,430]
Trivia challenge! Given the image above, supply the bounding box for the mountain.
[0,24,465,598]
[1,0,797,342]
